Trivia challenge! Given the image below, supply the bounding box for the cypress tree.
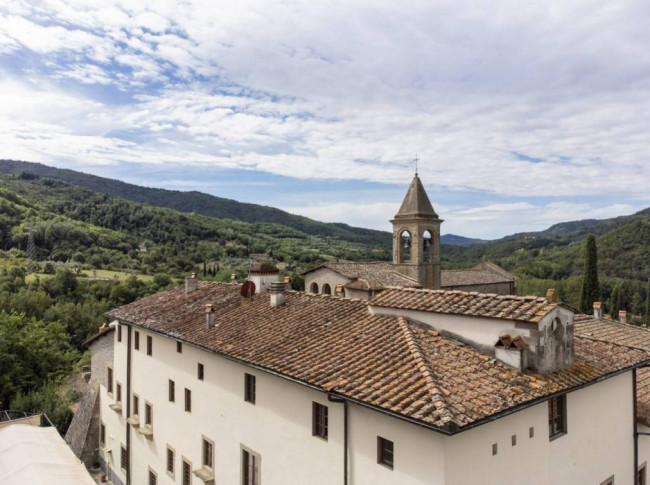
[203,261,207,276]
[610,283,621,320]
[645,280,650,327]
[579,234,599,313]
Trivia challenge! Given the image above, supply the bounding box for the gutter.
[328,394,348,485]
[111,317,650,437]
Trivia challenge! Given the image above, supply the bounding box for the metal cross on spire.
[414,154,420,176]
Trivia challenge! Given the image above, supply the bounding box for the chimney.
[185,272,198,294]
[545,288,558,303]
[270,281,286,308]
[335,284,345,297]
[593,302,603,320]
[284,276,292,287]
[205,304,216,328]
[619,310,627,324]
[230,273,238,283]
[494,334,528,372]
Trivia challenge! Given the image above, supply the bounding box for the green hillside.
[0,159,391,246]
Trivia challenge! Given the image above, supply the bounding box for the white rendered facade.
[99,322,641,485]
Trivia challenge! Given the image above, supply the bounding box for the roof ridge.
[395,317,455,424]
[575,334,650,355]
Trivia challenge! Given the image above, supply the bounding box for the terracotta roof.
[574,314,650,425]
[441,269,514,287]
[313,262,421,290]
[393,174,439,220]
[370,287,559,323]
[250,262,278,274]
[107,283,647,432]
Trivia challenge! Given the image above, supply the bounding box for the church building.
[304,174,516,299]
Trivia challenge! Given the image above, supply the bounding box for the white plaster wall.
[348,404,446,485]
[444,372,635,485]
[638,424,650,482]
[126,328,344,485]
[249,273,279,293]
[99,324,128,484]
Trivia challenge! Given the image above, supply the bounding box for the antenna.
[413,154,420,176]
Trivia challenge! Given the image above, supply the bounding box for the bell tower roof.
[394,174,438,220]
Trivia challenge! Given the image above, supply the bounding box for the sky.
[0,1,649,239]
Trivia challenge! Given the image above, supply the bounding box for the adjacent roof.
[370,287,560,323]
[250,262,279,274]
[0,424,95,485]
[393,175,439,220]
[310,262,421,291]
[574,314,650,425]
[81,323,114,347]
[107,282,647,432]
[441,270,514,288]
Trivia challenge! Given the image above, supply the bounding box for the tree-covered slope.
[0,160,391,245]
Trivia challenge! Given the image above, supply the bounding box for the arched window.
[400,230,411,262]
[423,230,433,263]
[322,283,332,295]
[310,282,319,294]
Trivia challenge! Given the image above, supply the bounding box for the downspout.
[126,325,132,485]
[634,367,638,485]
[328,394,348,485]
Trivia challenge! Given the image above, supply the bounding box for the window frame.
[312,402,328,440]
[134,331,139,350]
[600,476,615,485]
[147,335,153,356]
[202,436,215,470]
[242,446,261,485]
[244,373,256,404]
[169,379,175,402]
[116,381,122,403]
[145,401,153,427]
[548,394,567,440]
[198,363,204,381]
[181,457,192,485]
[120,444,128,471]
[132,393,139,418]
[107,366,114,394]
[166,445,175,479]
[100,422,106,446]
[177,341,182,353]
[639,462,647,485]
[117,324,122,342]
[148,467,157,485]
[377,436,394,470]
[185,388,192,413]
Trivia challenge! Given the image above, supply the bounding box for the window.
[107,367,113,394]
[149,469,157,485]
[529,426,535,438]
[145,402,153,427]
[120,444,128,470]
[198,363,204,381]
[601,477,614,485]
[242,448,260,485]
[548,395,567,439]
[133,394,139,417]
[100,422,106,446]
[511,434,517,446]
[182,459,192,485]
[245,374,256,404]
[134,331,139,350]
[185,388,191,412]
[147,335,153,356]
[377,436,394,469]
[117,324,122,342]
[639,464,647,485]
[492,443,498,456]
[169,379,175,402]
[167,446,175,476]
[322,283,332,295]
[116,382,122,403]
[202,438,214,469]
[177,341,182,353]
[312,402,328,440]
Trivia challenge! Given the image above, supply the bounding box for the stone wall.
[91,331,114,388]
[64,381,100,468]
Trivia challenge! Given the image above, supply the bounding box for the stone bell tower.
[391,174,443,289]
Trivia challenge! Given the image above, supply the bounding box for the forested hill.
[0,159,391,246]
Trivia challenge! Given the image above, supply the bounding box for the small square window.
[549,395,567,439]
[377,436,394,469]
[167,446,175,476]
[147,335,153,356]
[182,459,192,485]
[120,444,128,470]
[134,331,139,350]
[198,363,204,381]
[117,325,122,342]
[185,388,191,412]
[245,374,256,404]
[529,426,535,438]
[145,402,153,427]
[116,382,122,403]
[511,434,517,446]
[107,367,113,394]
[202,438,214,469]
[492,443,498,456]
[177,341,182,353]
[169,380,175,402]
[133,394,139,417]
[149,469,157,485]
[100,422,106,446]
[312,402,328,440]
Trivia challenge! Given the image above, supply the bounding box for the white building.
[95,276,650,485]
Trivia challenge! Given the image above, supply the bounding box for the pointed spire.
[394,174,438,219]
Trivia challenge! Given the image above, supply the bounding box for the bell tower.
[391,174,442,289]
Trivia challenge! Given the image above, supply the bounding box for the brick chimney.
[185,272,198,294]
[593,302,603,320]
[619,310,627,324]
[205,304,216,328]
[270,281,286,308]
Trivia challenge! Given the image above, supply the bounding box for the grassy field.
[78,269,154,282]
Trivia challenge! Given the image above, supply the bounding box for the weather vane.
[414,154,420,176]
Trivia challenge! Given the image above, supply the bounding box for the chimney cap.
[620,310,627,316]
[545,289,557,303]
[205,303,214,313]
[270,281,286,292]
[230,273,237,280]
[191,272,197,278]
[593,301,602,309]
